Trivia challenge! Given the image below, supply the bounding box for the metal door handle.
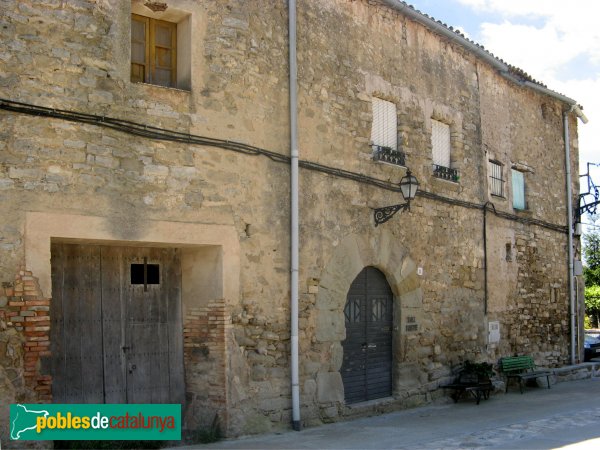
[367,343,377,349]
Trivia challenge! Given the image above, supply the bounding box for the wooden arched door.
[341,266,393,404]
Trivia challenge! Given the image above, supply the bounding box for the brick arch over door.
[314,230,423,404]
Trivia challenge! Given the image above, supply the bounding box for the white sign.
[488,321,500,344]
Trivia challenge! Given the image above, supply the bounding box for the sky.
[406,0,600,225]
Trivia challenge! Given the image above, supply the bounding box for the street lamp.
[373,169,419,226]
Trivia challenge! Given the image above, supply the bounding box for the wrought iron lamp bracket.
[578,162,600,219]
[372,168,418,226]
[578,199,600,218]
[373,202,411,226]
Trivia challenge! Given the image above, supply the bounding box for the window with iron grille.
[489,160,504,197]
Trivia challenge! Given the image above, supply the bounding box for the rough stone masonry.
[0,0,583,440]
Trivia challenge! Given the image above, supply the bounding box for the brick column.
[183,298,230,432]
[0,267,52,402]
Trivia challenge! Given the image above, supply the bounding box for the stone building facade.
[0,0,584,440]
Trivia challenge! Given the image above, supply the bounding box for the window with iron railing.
[372,145,406,167]
[432,164,459,182]
[370,98,406,167]
[431,119,457,181]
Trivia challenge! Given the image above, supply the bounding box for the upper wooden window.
[131,14,177,88]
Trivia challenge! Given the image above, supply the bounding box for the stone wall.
[0,0,580,439]
[288,0,575,423]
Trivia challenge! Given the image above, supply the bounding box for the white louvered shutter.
[431,119,450,168]
[371,98,397,150]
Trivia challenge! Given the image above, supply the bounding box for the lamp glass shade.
[399,170,419,201]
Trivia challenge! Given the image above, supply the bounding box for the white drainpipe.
[564,109,576,364]
[564,106,588,364]
[289,0,301,431]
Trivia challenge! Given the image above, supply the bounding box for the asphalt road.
[186,376,600,450]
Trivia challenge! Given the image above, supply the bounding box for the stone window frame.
[130,2,192,91]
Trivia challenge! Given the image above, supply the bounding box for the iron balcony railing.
[433,164,459,182]
[372,145,406,167]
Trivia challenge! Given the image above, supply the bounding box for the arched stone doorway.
[314,230,423,407]
[341,266,393,404]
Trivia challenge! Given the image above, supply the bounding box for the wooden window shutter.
[131,15,176,88]
[151,19,177,87]
[131,14,150,84]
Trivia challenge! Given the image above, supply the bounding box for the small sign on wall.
[488,321,500,344]
[405,316,419,333]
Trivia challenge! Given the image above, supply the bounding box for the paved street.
[189,376,600,449]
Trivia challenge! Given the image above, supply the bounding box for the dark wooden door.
[122,247,184,404]
[341,267,393,404]
[50,244,184,404]
[50,244,104,403]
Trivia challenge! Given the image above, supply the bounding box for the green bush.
[463,360,494,379]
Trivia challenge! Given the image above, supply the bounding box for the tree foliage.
[584,231,600,327]
[584,232,600,286]
[585,285,600,327]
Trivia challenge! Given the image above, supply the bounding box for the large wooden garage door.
[50,244,184,404]
[341,266,393,404]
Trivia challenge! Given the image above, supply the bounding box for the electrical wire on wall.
[0,98,568,235]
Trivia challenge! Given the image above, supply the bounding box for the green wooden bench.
[499,356,552,393]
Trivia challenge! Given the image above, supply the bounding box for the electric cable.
[0,98,568,234]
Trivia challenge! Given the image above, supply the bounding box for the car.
[584,332,600,361]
